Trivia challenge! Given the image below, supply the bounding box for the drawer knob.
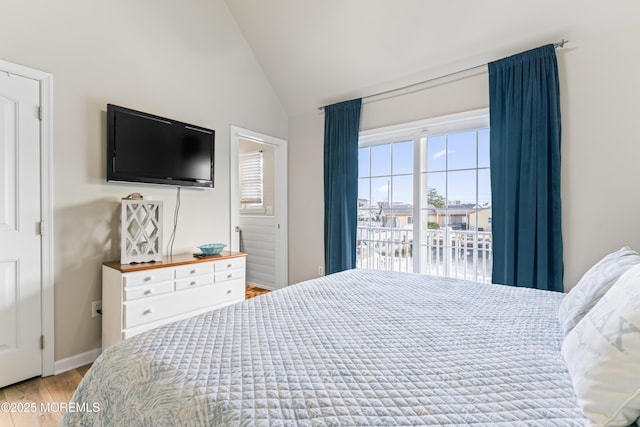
[190,281,197,286]
[226,289,232,294]
[143,308,153,315]
[227,264,232,268]
[144,276,153,282]
[227,274,232,279]
[144,289,153,295]
[190,269,197,274]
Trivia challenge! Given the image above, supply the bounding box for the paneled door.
[0,71,43,388]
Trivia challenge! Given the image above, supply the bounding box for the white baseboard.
[54,347,101,375]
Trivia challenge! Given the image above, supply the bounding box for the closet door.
[0,71,43,388]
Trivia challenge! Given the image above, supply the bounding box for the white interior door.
[230,126,288,290]
[0,71,43,387]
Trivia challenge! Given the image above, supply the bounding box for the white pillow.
[558,246,640,335]
[561,262,640,426]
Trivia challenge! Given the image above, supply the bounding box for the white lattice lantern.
[121,200,163,264]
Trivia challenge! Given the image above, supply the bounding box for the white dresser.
[102,252,246,351]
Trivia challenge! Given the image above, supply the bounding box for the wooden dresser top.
[103,251,247,273]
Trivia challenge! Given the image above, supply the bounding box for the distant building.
[362,201,491,231]
[431,204,492,231]
[468,207,492,231]
[377,202,413,227]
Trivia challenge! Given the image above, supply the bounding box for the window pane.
[426,135,446,172]
[358,178,371,221]
[392,140,413,175]
[478,169,491,206]
[370,144,391,177]
[478,128,490,168]
[421,229,446,276]
[391,174,412,205]
[423,172,446,210]
[358,146,370,178]
[370,177,389,209]
[469,206,492,233]
[447,130,477,171]
[469,195,493,284]
[358,177,370,202]
[447,169,476,206]
[239,150,264,206]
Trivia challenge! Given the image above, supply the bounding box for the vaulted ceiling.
[225,0,640,116]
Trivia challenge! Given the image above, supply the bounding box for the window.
[357,110,492,283]
[239,150,264,210]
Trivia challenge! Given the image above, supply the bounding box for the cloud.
[432,149,452,160]
[377,183,389,193]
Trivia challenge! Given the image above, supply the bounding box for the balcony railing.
[356,226,493,283]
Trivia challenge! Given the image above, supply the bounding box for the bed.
[62,268,592,426]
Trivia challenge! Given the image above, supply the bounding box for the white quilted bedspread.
[63,269,586,426]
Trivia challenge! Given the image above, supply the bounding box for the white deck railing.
[356,226,493,283]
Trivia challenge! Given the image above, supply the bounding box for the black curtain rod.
[318,39,568,111]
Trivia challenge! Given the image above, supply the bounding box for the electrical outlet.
[91,300,102,318]
[318,265,324,276]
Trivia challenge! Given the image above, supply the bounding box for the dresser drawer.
[124,296,173,328]
[175,262,214,279]
[124,280,174,301]
[175,273,214,291]
[213,257,245,272]
[123,282,242,329]
[123,268,173,286]
[214,268,244,283]
[212,278,245,305]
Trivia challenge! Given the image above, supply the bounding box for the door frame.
[0,59,54,376]
[230,125,288,288]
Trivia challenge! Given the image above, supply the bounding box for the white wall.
[288,112,325,284]
[0,0,287,360]
[288,24,640,291]
[561,25,640,289]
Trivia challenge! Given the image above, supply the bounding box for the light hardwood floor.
[0,364,91,427]
[0,285,271,427]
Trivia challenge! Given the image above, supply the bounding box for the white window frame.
[358,108,489,276]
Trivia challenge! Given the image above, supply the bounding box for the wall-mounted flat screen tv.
[107,104,215,188]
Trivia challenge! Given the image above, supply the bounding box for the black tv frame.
[106,104,215,189]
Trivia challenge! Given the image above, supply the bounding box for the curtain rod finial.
[554,39,568,49]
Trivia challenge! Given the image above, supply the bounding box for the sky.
[358,129,490,208]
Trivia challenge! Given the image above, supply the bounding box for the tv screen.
[107,104,215,188]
